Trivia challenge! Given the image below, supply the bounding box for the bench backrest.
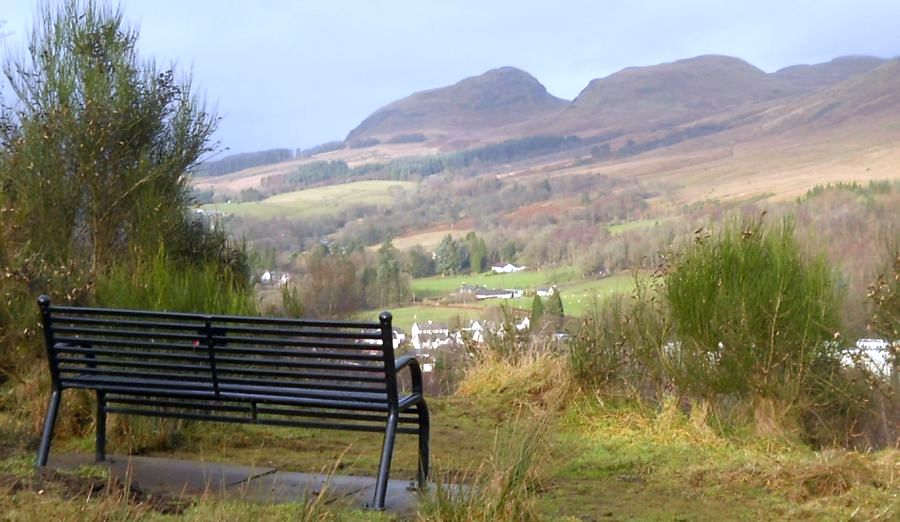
[39,297,401,430]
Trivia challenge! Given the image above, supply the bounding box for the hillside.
[194,53,900,245]
[758,58,900,133]
[345,66,568,145]
[539,55,792,137]
[772,55,887,91]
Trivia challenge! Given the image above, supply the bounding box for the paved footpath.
[49,454,423,516]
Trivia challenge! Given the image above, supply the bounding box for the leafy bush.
[664,216,842,404]
[94,248,256,315]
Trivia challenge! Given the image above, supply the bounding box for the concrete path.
[49,453,424,516]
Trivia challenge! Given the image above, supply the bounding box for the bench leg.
[417,403,430,490]
[37,390,61,467]
[372,412,398,510]
[96,391,106,462]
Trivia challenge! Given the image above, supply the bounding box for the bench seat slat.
[212,315,380,329]
[53,326,203,342]
[58,366,213,382]
[61,376,214,393]
[215,377,385,394]
[60,373,389,403]
[50,316,205,331]
[209,324,382,340]
[55,337,199,352]
[200,365,385,383]
[103,397,422,422]
[54,346,210,362]
[102,407,421,434]
[212,346,383,361]
[214,356,384,372]
[210,335,383,351]
[56,356,210,373]
[49,305,205,321]
[61,367,388,396]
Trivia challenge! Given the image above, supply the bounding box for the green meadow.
[205,180,417,219]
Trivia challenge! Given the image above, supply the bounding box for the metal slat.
[49,305,205,321]
[213,356,384,373]
[212,324,381,340]
[52,316,205,331]
[61,376,214,393]
[215,376,384,394]
[55,337,198,352]
[58,367,211,382]
[217,391,393,412]
[216,383,387,403]
[212,315,380,329]
[212,345,383,361]
[56,356,210,373]
[106,397,251,413]
[54,346,209,363]
[208,364,385,383]
[211,335,382,351]
[101,407,418,434]
[53,326,202,342]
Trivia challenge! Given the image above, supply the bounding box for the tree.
[300,247,361,318]
[530,294,544,325]
[0,0,217,277]
[434,234,468,276]
[369,240,410,307]
[405,245,434,278]
[465,232,488,275]
[545,290,564,318]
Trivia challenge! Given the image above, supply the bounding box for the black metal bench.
[35,295,429,509]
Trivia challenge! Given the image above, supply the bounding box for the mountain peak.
[346,67,567,143]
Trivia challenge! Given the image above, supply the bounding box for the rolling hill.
[772,55,887,91]
[345,66,568,146]
[542,55,793,136]
[196,53,900,223]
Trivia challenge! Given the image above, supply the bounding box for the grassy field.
[202,180,416,219]
[607,218,669,235]
[367,273,635,332]
[506,273,636,317]
[411,267,581,299]
[4,396,896,520]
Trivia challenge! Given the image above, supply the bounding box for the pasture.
[203,180,416,219]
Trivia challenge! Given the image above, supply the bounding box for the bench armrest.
[395,354,424,395]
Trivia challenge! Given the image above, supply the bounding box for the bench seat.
[36,296,429,509]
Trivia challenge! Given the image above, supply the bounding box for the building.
[491,263,525,273]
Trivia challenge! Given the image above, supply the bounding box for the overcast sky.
[3,1,900,155]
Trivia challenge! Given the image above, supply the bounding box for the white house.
[536,286,557,297]
[491,263,525,273]
[411,321,452,351]
[841,339,896,377]
[475,288,518,300]
[516,316,530,331]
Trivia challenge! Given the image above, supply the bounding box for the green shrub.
[94,248,257,315]
[664,216,842,404]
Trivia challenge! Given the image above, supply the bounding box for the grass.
[203,181,416,219]
[370,273,636,332]
[411,267,580,300]
[2,394,898,520]
[607,218,669,235]
[506,273,636,317]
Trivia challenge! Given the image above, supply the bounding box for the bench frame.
[35,295,429,509]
